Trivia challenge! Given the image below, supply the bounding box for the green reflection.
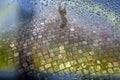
[0,38,15,70]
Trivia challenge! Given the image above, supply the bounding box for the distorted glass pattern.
[0,0,120,80]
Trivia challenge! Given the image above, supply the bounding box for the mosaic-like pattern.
[0,0,120,80]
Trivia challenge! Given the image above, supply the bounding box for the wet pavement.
[0,0,120,80]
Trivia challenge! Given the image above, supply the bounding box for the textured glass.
[0,0,120,80]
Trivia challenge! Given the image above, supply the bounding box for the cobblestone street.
[0,0,120,80]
